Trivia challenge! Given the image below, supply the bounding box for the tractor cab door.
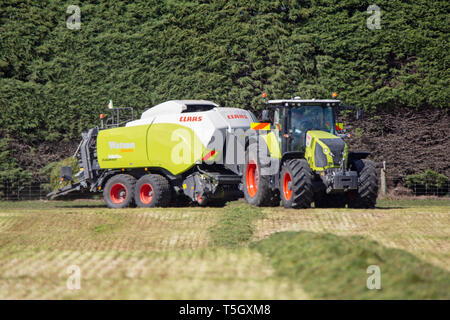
[273,108,282,145]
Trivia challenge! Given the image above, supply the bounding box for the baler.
[48,100,256,208]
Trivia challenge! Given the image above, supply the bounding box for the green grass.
[251,231,450,299]
[0,200,104,210]
[376,197,450,208]
[0,197,447,210]
[209,203,265,248]
[0,198,448,299]
[93,223,118,233]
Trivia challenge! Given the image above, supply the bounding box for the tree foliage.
[406,170,449,189]
[0,0,448,178]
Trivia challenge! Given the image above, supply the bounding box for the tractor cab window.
[273,109,281,143]
[248,111,258,122]
[290,105,335,152]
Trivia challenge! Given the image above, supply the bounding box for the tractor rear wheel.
[134,174,171,208]
[280,159,313,209]
[104,174,136,209]
[348,159,378,208]
[243,145,275,206]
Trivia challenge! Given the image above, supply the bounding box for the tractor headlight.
[324,148,329,154]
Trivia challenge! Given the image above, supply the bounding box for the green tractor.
[243,96,378,209]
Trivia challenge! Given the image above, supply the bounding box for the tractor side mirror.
[261,109,270,123]
[356,109,364,120]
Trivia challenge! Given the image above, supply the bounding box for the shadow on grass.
[55,204,106,208]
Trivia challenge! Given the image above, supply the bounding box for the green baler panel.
[97,125,150,168]
[97,123,206,175]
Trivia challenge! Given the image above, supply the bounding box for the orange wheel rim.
[283,172,292,200]
[139,183,153,204]
[246,160,259,198]
[110,183,127,204]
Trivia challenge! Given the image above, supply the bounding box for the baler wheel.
[104,174,136,209]
[134,174,171,208]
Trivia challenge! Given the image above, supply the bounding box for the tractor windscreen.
[290,105,335,152]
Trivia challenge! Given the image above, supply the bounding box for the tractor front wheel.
[104,174,136,209]
[243,145,274,206]
[348,159,378,208]
[280,159,313,209]
[134,174,171,208]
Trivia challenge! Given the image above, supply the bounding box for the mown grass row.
[208,204,265,248]
[252,232,450,299]
[208,202,450,299]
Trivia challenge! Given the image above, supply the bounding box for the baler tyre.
[243,145,273,207]
[135,174,171,208]
[348,159,378,208]
[104,174,136,209]
[314,193,347,208]
[280,159,313,209]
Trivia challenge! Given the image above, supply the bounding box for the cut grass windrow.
[208,204,265,248]
[251,231,450,299]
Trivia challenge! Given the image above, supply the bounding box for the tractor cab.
[266,98,342,156]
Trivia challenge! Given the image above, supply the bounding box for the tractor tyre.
[104,174,136,209]
[348,159,378,208]
[134,174,171,208]
[243,144,275,206]
[280,159,313,209]
[314,193,347,208]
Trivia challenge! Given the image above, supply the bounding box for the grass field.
[0,198,448,299]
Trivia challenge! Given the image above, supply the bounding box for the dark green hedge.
[1,0,449,178]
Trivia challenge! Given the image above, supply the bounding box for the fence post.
[380,161,387,196]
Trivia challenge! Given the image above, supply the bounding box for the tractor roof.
[267,99,341,107]
[141,100,219,119]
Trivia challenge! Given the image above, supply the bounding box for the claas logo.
[179,116,203,122]
[227,114,248,119]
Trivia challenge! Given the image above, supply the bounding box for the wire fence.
[0,180,51,201]
[385,177,449,196]
[0,176,448,201]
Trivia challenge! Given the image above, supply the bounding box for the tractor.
[243,95,378,209]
